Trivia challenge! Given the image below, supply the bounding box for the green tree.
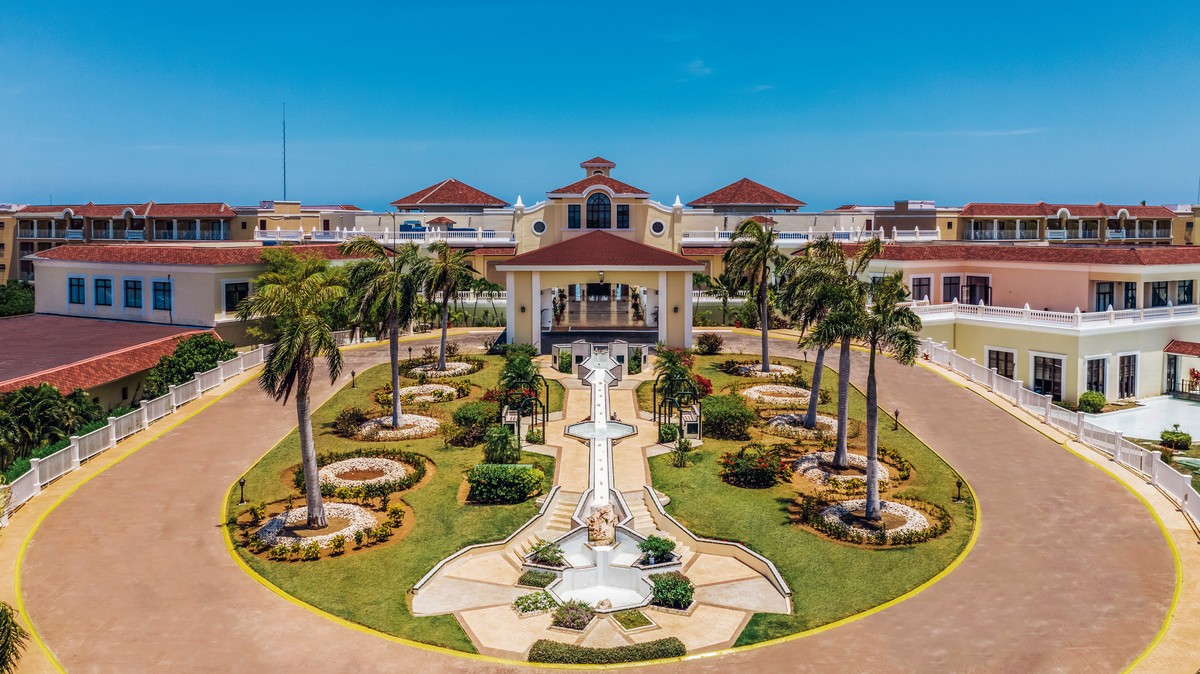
[249,247,351,341]
[142,333,238,399]
[237,257,346,527]
[500,352,538,391]
[723,218,786,371]
[0,384,104,468]
[860,271,921,519]
[340,238,422,428]
[0,281,34,318]
[778,239,846,430]
[420,241,477,371]
[0,601,28,674]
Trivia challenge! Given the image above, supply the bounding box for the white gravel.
[318,457,408,489]
[766,413,838,440]
[743,384,811,405]
[411,362,473,378]
[254,502,378,549]
[360,414,441,440]
[394,384,458,402]
[820,499,929,539]
[792,451,890,484]
[735,363,797,378]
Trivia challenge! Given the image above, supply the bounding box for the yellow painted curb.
[220,353,981,669]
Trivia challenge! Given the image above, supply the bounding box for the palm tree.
[723,218,786,371]
[340,238,421,429]
[237,258,347,527]
[861,271,921,520]
[778,241,843,430]
[421,241,478,371]
[0,600,28,674]
[706,272,740,326]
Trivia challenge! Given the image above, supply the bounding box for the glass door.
[1118,355,1137,399]
[1033,356,1063,401]
[1095,282,1113,312]
[1166,354,1179,393]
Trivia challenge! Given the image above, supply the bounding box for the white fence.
[913,299,1199,330]
[1,345,270,524]
[921,338,1200,528]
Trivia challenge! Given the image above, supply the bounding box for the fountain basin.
[565,421,637,441]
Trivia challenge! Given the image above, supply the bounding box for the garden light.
[238,477,246,505]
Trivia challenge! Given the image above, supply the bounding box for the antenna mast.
[282,103,288,201]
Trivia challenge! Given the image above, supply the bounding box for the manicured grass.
[613,609,652,630]
[648,355,975,645]
[228,357,555,652]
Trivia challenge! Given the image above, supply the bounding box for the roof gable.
[687,178,806,208]
[497,231,700,268]
[390,178,509,208]
[548,174,650,197]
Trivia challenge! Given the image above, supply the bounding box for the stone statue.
[586,505,616,546]
[596,598,612,611]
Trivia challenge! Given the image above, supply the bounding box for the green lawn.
[647,355,976,645]
[228,357,556,652]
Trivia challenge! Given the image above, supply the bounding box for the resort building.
[951,202,1193,246]
[0,203,18,283]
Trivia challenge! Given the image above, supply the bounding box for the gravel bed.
[792,451,889,484]
[735,363,797,378]
[820,499,929,538]
[394,384,458,402]
[410,362,473,378]
[742,384,811,405]
[765,412,838,440]
[254,502,378,549]
[318,457,408,489]
[359,414,441,440]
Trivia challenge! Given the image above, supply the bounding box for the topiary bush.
[527,638,686,664]
[649,572,694,609]
[1077,390,1106,414]
[658,423,678,444]
[483,425,520,464]
[695,332,724,355]
[1161,424,1193,451]
[451,401,499,446]
[702,394,755,440]
[518,569,558,588]
[465,464,544,503]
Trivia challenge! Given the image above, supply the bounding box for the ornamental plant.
[551,600,595,631]
[649,572,694,610]
[333,406,369,438]
[513,591,558,615]
[330,535,346,556]
[529,538,565,567]
[526,427,545,445]
[637,535,676,564]
[718,442,792,488]
[628,347,643,375]
[483,425,520,464]
[387,505,405,527]
[702,394,755,440]
[658,423,678,444]
[451,401,500,446]
[1077,391,1106,414]
[558,351,573,373]
[518,570,557,588]
[466,464,544,503]
[1161,424,1193,451]
[671,437,692,468]
[692,374,714,398]
[695,332,724,355]
[301,542,320,561]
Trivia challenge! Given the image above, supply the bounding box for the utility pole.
[282,103,288,201]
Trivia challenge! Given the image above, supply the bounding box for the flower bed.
[359,414,441,440]
[410,361,474,378]
[318,457,408,489]
[765,412,838,440]
[793,451,889,485]
[394,384,458,402]
[253,502,377,549]
[742,384,811,405]
[734,363,796,378]
[296,448,429,498]
[820,499,929,539]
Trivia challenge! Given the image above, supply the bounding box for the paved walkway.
[12,329,1177,671]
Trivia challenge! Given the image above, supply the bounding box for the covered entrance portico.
[496,231,704,351]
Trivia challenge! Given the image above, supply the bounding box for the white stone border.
[742,384,811,405]
[318,457,408,489]
[394,384,458,403]
[735,363,796,378]
[792,451,889,484]
[821,499,929,539]
[254,502,378,549]
[411,362,473,378]
[360,414,441,440]
[766,413,838,440]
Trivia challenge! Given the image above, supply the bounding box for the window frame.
[1117,351,1138,399]
[67,275,86,305]
[1085,355,1109,396]
[616,204,630,229]
[908,275,932,303]
[221,279,251,315]
[93,276,114,307]
[1179,279,1194,305]
[985,346,1016,380]
[123,277,144,309]
[585,193,612,229]
[567,205,581,229]
[940,274,962,304]
[1029,350,1066,402]
[152,279,173,312]
[1150,281,1169,308]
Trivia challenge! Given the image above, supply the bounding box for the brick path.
[15,329,1176,672]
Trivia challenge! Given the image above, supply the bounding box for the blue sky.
[3,1,1200,211]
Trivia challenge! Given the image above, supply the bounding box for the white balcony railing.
[912,299,1199,330]
[254,227,517,245]
[679,228,940,246]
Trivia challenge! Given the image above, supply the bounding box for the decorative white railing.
[913,300,1198,330]
[681,228,940,246]
[1,345,272,524]
[691,290,750,303]
[921,338,1200,529]
[254,228,517,246]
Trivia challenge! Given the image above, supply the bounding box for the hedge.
[701,394,755,440]
[466,463,543,504]
[527,637,687,664]
[3,418,108,483]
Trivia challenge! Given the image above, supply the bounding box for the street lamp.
[238,477,246,505]
[408,346,413,362]
[351,370,356,389]
[954,479,963,503]
[893,409,900,431]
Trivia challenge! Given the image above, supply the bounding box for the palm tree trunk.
[804,344,826,429]
[721,298,728,326]
[834,336,851,469]
[389,315,401,427]
[865,344,881,520]
[760,274,770,372]
[296,383,326,527]
[438,298,450,370]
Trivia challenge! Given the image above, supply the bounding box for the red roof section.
[75,203,153,218]
[498,231,700,268]
[19,202,236,218]
[1165,340,1200,357]
[390,179,508,208]
[580,156,616,167]
[147,202,236,218]
[829,243,1200,266]
[0,316,209,394]
[687,178,806,208]
[959,202,1176,219]
[470,247,516,256]
[680,247,728,256]
[548,174,649,196]
[34,243,368,266]
[19,204,90,214]
[426,216,457,225]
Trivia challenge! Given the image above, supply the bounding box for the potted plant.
[638,535,676,566]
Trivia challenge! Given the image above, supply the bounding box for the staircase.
[622,491,693,566]
[542,491,583,535]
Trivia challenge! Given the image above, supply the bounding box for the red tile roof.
[680,247,728,256]
[687,178,806,208]
[498,231,701,268]
[580,156,617,167]
[745,215,778,226]
[148,202,236,218]
[19,204,90,215]
[959,202,1176,219]
[548,174,650,197]
[390,179,508,208]
[470,247,516,256]
[0,316,209,394]
[1165,340,1200,357]
[75,203,153,218]
[19,202,236,218]
[426,216,457,225]
[33,243,367,266]
[830,243,1200,266]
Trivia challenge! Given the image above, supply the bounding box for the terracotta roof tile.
[829,243,1200,266]
[148,203,236,218]
[548,174,649,196]
[498,231,700,268]
[580,156,616,167]
[33,243,368,266]
[959,202,1176,219]
[470,247,516,256]
[1165,340,1200,357]
[680,247,728,256]
[390,179,508,208]
[426,216,457,225]
[687,178,806,208]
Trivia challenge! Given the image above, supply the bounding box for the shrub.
[526,426,545,445]
[649,572,693,609]
[245,502,267,524]
[695,332,724,355]
[483,425,520,464]
[387,505,405,527]
[269,544,290,560]
[558,351,573,373]
[658,423,678,444]
[671,437,692,468]
[527,638,686,664]
[513,591,558,615]
[518,570,557,588]
[702,394,755,440]
[330,535,346,555]
[1161,425,1193,451]
[613,609,652,630]
[301,541,320,561]
[628,348,643,375]
[736,300,759,329]
[552,600,595,630]
[638,535,676,564]
[288,541,302,558]
[353,530,364,547]
[142,333,238,399]
[451,401,499,446]
[529,538,565,566]
[818,388,831,405]
[374,523,393,542]
[718,442,792,488]
[444,341,460,358]
[692,374,713,398]
[466,464,544,504]
[333,406,369,438]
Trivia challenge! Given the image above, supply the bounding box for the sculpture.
[586,505,616,546]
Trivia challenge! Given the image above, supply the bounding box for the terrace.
[255,227,517,245]
[679,227,940,246]
[912,299,1199,330]
[152,219,231,241]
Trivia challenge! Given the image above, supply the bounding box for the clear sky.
[3,1,1200,211]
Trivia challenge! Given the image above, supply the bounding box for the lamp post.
[893,409,900,431]
[954,479,963,503]
[351,370,356,389]
[238,477,246,505]
[408,346,413,362]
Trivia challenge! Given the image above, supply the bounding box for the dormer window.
[586,193,611,229]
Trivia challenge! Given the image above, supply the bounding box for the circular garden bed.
[359,414,441,441]
[793,451,889,485]
[821,500,929,539]
[410,361,474,378]
[742,384,811,405]
[734,363,796,378]
[254,502,379,549]
[318,457,408,489]
[765,412,838,440]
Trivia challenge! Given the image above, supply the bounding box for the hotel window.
[910,277,931,303]
[258,219,266,230]
[942,276,961,303]
[94,278,113,306]
[1032,355,1063,402]
[987,349,1014,380]
[586,193,611,229]
[1118,354,1137,399]
[124,279,142,308]
[616,205,629,229]
[1095,282,1114,312]
[567,205,581,229]
[1086,358,1106,394]
[1150,281,1169,307]
[1124,282,1137,309]
[68,277,85,305]
[965,276,991,305]
[1179,280,1194,305]
[153,281,172,311]
[322,219,330,231]
[224,282,249,313]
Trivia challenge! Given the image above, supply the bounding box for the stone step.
[503,550,525,570]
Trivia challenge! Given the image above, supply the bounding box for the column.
[683,270,693,348]
[530,271,541,352]
[505,272,516,343]
[658,271,667,344]
[195,219,201,240]
[172,219,178,240]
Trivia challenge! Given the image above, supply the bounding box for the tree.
[723,218,786,371]
[0,384,104,469]
[0,281,34,318]
[860,271,921,520]
[0,601,28,674]
[341,238,422,428]
[420,241,477,371]
[248,247,352,342]
[237,258,346,527]
[142,333,238,399]
[705,272,740,325]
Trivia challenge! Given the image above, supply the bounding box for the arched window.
[586,193,611,229]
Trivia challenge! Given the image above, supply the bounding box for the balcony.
[1045,228,1100,241]
[1107,225,1171,240]
[964,228,1040,241]
[153,228,230,241]
[17,225,65,239]
[913,300,1199,330]
[680,228,938,246]
[255,227,517,246]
